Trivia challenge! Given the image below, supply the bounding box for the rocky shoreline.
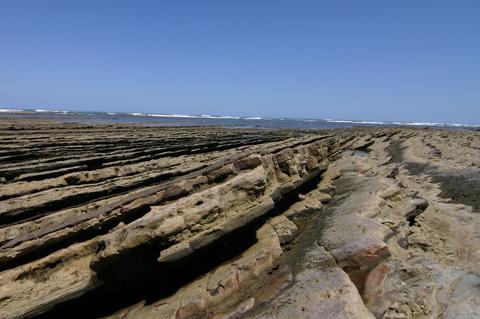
[0,120,479,318]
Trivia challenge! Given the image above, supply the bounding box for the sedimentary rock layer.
[0,120,479,319]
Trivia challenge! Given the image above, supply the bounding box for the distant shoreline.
[1,108,479,130]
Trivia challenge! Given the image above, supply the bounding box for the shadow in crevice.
[0,206,152,273]
[35,224,259,319]
[386,140,480,213]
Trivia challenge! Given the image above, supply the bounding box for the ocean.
[1,108,478,130]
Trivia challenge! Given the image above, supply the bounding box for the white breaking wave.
[148,113,201,118]
[325,119,386,125]
[50,110,71,114]
[0,108,25,113]
[200,114,241,119]
[126,113,263,120]
[400,122,480,127]
[1,108,70,114]
[33,109,71,114]
[403,122,443,126]
[143,113,244,119]
[448,123,480,127]
[326,119,480,128]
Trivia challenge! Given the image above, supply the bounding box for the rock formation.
[0,120,479,318]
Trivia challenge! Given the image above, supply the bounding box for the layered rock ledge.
[0,120,479,319]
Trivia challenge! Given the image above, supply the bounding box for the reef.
[0,120,479,318]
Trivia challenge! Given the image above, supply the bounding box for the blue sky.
[1,1,479,124]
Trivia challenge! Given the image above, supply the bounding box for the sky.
[1,1,479,124]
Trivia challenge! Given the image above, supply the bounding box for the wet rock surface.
[0,120,479,318]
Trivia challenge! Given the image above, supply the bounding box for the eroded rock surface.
[0,120,479,319]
